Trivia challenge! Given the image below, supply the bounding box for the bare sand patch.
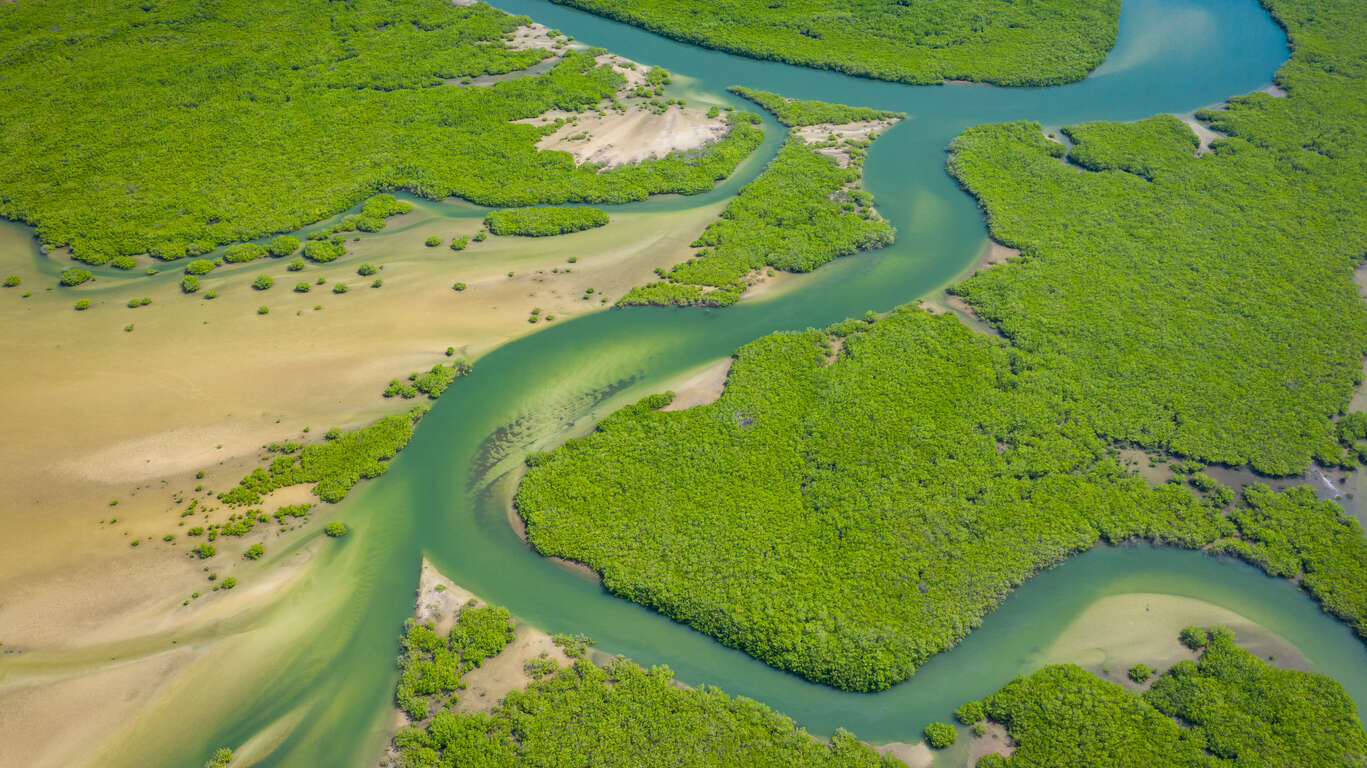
[792,118,900,168]
[660,357,732,411]
[875,741,933,767]
[1176,113,1225,156]
[526,106,730,168]
[504,22,581,54]
[1262,83,1287,97]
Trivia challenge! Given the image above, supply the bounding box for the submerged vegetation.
[622,94,895,307]
[484,206,609,237]
[548,0,1120,86]
[979,628,1367,766]
[520,0,1367,690]
[0,0,761,267]
[391,598,900,767]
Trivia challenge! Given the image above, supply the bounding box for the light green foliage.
[945,1,1367,474]
[256,305,269,315]
[110,255,137,270]
[923,722,956,749]
[394,602,514,720]
[449,235,469,251]
[357,262,377,277]
[484,206,610,236]
[451,282,467,292]
[332,282,348,294]
[294,282,310,293]
[219,408,425,505]
[185,259,216,276]
[252,274,274,291]
[59,268,92,286]
[324,522,349,537]
[0,1,760,265]
[622,101,894,306]
[244,543,264,560]
[552,632,593,659]
[384,360,471,400]
[393,653,898,767]
[191,543,216,559]
[273,503,313,524]
[549,0,1119,86]
[203,747,233,768]
[3,275,19,287]
[223,243,267,263]
[955,700,985,725]
[286,257,306,272]
[74,299,90,311]
[221,576,237,589]
[181,275,200,294]
[267,235,300,257]
[981,630,1367,766]
[1128,663,1154,683]
[730,87,902,127]
[424,235,442,247]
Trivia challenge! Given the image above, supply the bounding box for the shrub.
[127,298,142,308]
[59,268,93,286]
[267,235,300,257]
[357,262,377,276]
[191,543,216,559]
[332,282,348,294]
[185,259,216,275]
[2,275,18,287]
[221,576,237,589]
[287,257,306,271]
[450,235,469,251]
[1128,663,1154,683]
[74,299,91,310]
[923,722,956,749]
[252,274,274,290]
[182,275,200,293]
[1179,626,1208,650]
[371,278,383,288]
[205,289,218,299]
[425,235,442,247]
[257,305,269,315]
[452,282,467,292]
[204,747,233,768]
[484,206,609,237]
[303,240,345,263]
[244,543,264,560]
[110,255,137,270]
[324,522,349,537]
[223,242,267,263]
[955,700,985,724]
[294,282,310,293]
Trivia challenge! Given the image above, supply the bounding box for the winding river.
[125,0,1367,765]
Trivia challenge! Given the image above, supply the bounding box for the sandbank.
[660,357,732,411]
[792,118,900,168]
[530,105,731,168]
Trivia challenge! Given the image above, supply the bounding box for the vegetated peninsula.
[517,0,1367,692]
[0,0,761,266]
[386,569,903,768]
[967,628,1367,766]
[620,91,901,306]
[548,0,1120,86]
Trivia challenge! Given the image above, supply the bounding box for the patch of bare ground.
[791,118,899,168]
[660,357,733,411]
[875,741,933,767]
[967,722,1015,764]
[528,106,730,168]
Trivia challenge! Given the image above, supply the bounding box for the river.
[109,0,1367,765]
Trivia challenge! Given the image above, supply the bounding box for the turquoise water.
[138,1,1344,765]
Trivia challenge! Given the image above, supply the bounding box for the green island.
[389,596,900,768]
[483,205,610,236]
[621,94,897,307]
[518,0,1367,691]
[548,0,1121,86]
[970,627,1367,766]
[0,0,761,266]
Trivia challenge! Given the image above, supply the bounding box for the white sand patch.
[527,106,730,168]
[504,22,583,54]
[660,358,732,411]
[1176,114,1225,156]
[792,118,900,168]
[876,741,933,767]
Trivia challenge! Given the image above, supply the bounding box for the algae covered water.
[161,1,1355,765]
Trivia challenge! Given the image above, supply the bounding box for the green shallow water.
[88,0,1367,764]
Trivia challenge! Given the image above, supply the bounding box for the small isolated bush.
[294,281,310,293]
[124,323,134,332]
[110,255,137,270]
[324,521,348,537]
[287,257,306,272]
[74,299,91,311]
[303,239,345,263]
[181,275,200,293]
[332,282,348,294]
[371,278,383,288]
[445,347,455,357]
[204,747,233,768]
[244,543,264,560]
[191,543,216,559]
[425,235,441,247]
[60,268,93,286]
[2,275,19,287]
[185,259,216,275]
[257,305,269,315]
[972,722,988,737]
[221,576,237,589]
[955,700,985,725]
[357,262,377,276]
[252,274,274,290]
[450,235,469,251]
[205,289,218,299]
[1128,663,1154,683]
[473,230,487,242]
[1180,626,1208,650]
[267,235,300,257]
[452,282,467,292]
[923,722,956,749]
[127,297,142,308]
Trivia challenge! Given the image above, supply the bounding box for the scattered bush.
[324,522,348,537]
[955,700,985,725]
[452,282,467,292]
[74,299,90,311]
[59,268,93,286]
[450,235,469,251]
[181,275,200,293]
[244,543,264,560]
[332,282,348,294]
[223,243,267,263]
[257,305,269,315]
[110,255,137,270]
[191,543,216,559]
[294,282,310,293]
[2,275,18,287]
[1128,663,1153,683]
[425,235,442,247]
[287,257,306,271]
[267,235,300,257]
[184,259,216,275]
[923,722,956,749]
[357,262,377,276]
[252,274,274,290]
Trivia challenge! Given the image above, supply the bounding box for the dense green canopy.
[550,0,1121,86]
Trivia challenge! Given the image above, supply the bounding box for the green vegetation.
[191,543,216,559]
[244,544,264,560]
[256,305,269,315]
[324,522,349,538]
[549,0,1119,86]
[384,360,472,400]
[111,256,137,270]
[0,1,761,266]
[304,240,346,264]
[74,299,90,311]
[357,263,377,277]
[220,407,426,506]
[59,269,92,286]
[181,275,200,294]
[1128,663,1154,683]
[484,206,610,237]
[391,602,900,768]
[452,282,467,292]
[522,0,1367,690]
[730,87,902,127]
[184,259,216,276]
[203,748,233,768]
[294,282,310,293]
[2,275,18,287]
[622,97,895,306]
[223,243,267,264]
[425,236,442,248]
[449,235,469,251]
[267,235,300,257]
[980,629,1367,766]
[955,701,985,725]
[922,722,956,749]
[332,283,349,294]
[287,258,306,272]
[394,601,515,720]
